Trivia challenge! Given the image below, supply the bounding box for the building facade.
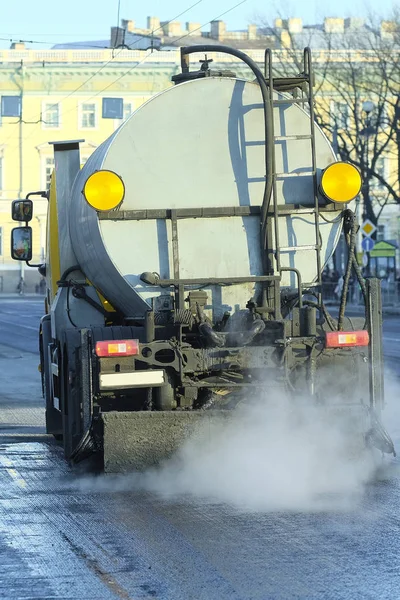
[0,16,398,291]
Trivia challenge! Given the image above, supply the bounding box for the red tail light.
[325,330,369,348]
[95,339,139,357]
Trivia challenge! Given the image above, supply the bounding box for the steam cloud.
[73,372,400,512]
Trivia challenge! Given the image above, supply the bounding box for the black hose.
[57,265,81,286]
[229,318,266,346]
[338,212,357,331]
[69,429,97,463]
[66,287,78,328]
[322,303,337,331]
[347,236,367,304]
[199,322,225,347]
[338,209,368,330]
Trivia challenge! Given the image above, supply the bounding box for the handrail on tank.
[264,48,280,276]
[179,45,274,274]
[280,267,303,308]
[303,47,323,308]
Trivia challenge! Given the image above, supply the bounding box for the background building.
[0,16,398,291]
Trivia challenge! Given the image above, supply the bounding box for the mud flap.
[324,405,395,457]
[100,402,395,472]
[365,409,396,456]
[101,411,230,473]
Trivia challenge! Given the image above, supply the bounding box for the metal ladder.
[264,48,323,305]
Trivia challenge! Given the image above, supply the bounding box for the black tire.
[153,369,177,410]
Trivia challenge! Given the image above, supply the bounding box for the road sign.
[361,219,377,237]
[361,237,375,252]
[362,252,368,267]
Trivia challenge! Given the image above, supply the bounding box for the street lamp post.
[361,100,375,276]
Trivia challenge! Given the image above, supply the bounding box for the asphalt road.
[0,298,400,600]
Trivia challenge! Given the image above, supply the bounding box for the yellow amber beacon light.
[320,162,362,203]
[83,170,125,211]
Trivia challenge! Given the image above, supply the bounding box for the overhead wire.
[29,0,205,108]
[71,0,249,99]
[0,0,205,148]
[16,0,248,150]
[0,32,115,37]
[0,0,205,53]
[111,0,122,58]
[116,0,121,33]
[124,0,205,49]
[0,36,107,48]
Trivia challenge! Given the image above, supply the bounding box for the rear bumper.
[101,410,230,472]
[99,370,165,390]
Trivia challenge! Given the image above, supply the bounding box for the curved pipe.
[280,267,303,308]
[180,45,274,269]
[199,322,225,347]
[229,318,266,347]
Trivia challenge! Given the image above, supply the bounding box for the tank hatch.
[172,55,235,84]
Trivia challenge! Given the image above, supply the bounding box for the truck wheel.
[40,315,62,437]
[153,369,177,410]
[60,329,84,460]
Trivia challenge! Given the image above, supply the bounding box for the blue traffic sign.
[361,237,375,252]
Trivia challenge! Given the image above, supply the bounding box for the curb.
[0,294,44,300]
[325,302,400,316]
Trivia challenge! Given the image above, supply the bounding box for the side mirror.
[11,200,33,222]
[11,227,33,262]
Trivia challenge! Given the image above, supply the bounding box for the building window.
[1,96,21,118]
[0,227,2,255]
[114,102,132,130]
[102,98,123,119]
[81,103,96,128]
[377,224,386,241]
[123,102,132,121]
[43,103,60,128]
[332,102,350,129]
[44,157,55,189]
[371,155,387,190]
[374,104,389,129]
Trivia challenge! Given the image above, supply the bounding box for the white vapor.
[73,382,394,512]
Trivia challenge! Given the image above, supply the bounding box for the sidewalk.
[1,294,399,315]
[325,301,400,316]
[0,293,44,300]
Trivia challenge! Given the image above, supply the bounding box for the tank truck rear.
[10,46,395,470]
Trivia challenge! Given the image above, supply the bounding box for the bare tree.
[257,14,400,230]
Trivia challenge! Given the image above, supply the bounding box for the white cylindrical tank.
[70,77,343,317]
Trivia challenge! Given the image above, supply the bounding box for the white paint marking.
[0,317,38,331]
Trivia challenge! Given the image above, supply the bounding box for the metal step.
[277,207,317,216]
[274,135,312,141]
[275,171,314,179]
[279,244,319,252]
[245,135,312,146]
[273,97,309,106]
[302,282,322,288]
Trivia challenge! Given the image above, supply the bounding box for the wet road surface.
[0,298,399,599]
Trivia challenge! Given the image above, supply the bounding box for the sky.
[0,0,398,49]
